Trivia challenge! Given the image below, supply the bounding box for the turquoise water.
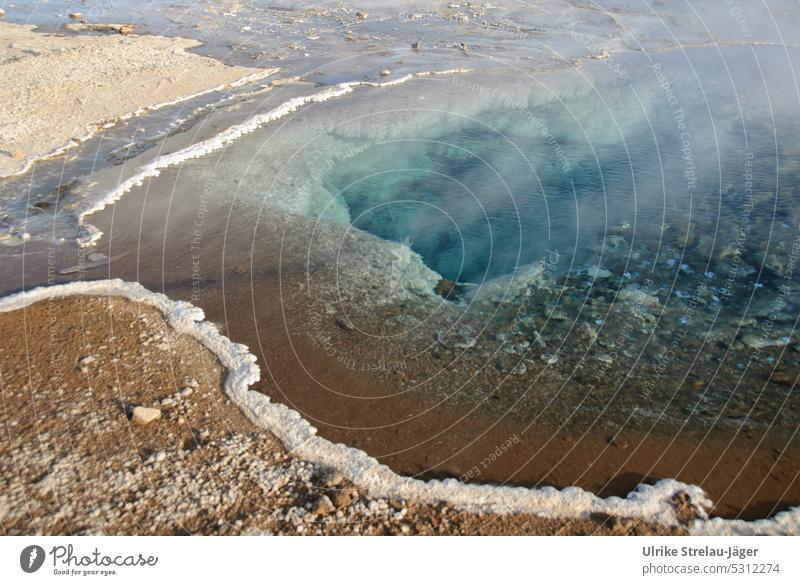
[321,48,800,292]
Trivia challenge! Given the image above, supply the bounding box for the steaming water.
[188,46,800,292]
[121,43,800,434]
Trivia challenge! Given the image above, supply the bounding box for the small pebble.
[131,406,161,425]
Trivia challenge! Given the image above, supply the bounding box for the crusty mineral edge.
[74,68,472,247]
[1,279,797,535]
[0,293,678,535]
[0,21,276,178]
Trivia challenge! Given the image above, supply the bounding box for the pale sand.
[0,22,274,178]
[0,296,684,535]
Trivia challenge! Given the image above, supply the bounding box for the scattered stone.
[333,489,356,509]
[448,334,476,350]
[68,12,83,20]
[380,68,391,76]
[607,435,629,450]
[586,265,612,279]
[87,252,108,262]
[321,468,345,487]
[0,9,5,18]
[411,41,422,49]
[618,285,660,309]
[511,362,527,375]
[741,334,789,349]
[78,355,97,372]
[131,406,161,425]
[769,370,796,386]
[179,386,194,397]
[434,278,462,300]
[335,317,354,331]
[31,199,54,211]
[65,22,135,35]
[356,11,368,20]
[670,491,702,525]
[311,495,336,516]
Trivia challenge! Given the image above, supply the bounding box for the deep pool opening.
[323,134,549,285]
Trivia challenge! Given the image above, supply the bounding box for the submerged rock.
[770,370,796,386]
[439,332,476,350]
[65,22,135,35]
[452,335,476,350]
[741,334,790,350]
[586,265,612,279]
[618,285,660,309]
[435,278,462,300]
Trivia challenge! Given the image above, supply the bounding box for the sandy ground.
[0,21,271,178]
[0,296,686,535]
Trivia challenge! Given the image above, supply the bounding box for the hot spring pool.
[79,45,800,433]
